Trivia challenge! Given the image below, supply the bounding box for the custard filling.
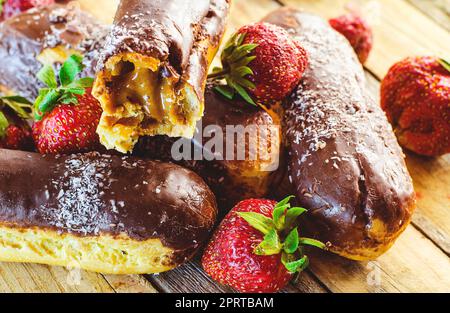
[93,53,201,153]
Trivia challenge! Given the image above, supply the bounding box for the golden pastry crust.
[0,224,180,274]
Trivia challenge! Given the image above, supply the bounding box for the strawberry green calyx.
[208,32,258,105]
[439,58,450,73]
[0,0,4,15]
[0,111,8,138]
[237,196,326,274]
[34,54,94,121]
[0,95,33,138]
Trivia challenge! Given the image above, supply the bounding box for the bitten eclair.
[93,0,231,153]
[0,4,109,99]
[263,8,416,260]
[0,149,217,274]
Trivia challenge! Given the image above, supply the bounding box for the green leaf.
[214,85,235,100]
[36,89,61,115]
[438,58,450,73]
[234,66,254,78]
[284,228,300,254]
[1,96,32,105]
[272,204,288,230]
[0,0,4,15]
[70,77,94,89]
[254,228,282,255]
[234,77,256,90]
[277,196,295,208]
[282,255,309,273]
[0,111,9,138]
[299,237,326,249]
[229,80,256,105]
[59,54,84,86]
[237,212,274,235]
[0,96,33,119]
[59,93,79,105]
[37,65,57,88]
[285,206,307,229]
[66,87,86,95]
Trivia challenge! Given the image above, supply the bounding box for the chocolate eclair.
[0,3,110,99]
[263,8,416,260]
[93,0,231,153]
[0,149,217,274]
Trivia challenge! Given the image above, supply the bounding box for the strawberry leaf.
[0,111,9,138]
[36,90,61,115]
[282,255,309,273]
[37,65,57,88]
[34,54,93,120]
[438,58,450,73]
[214,85,235,100]
[230,81,256,106]
[237,212,274,235]
[0,0,4,15]
[272,204,288,230]
[283,228,300,254]
[299,237,326,249]
[70,77,94,89]
[285,206,307,229]
[254,228,282,255]
[59,54,84,87]
[0,96,33,119]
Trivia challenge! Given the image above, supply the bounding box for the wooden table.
[1,0,449,293]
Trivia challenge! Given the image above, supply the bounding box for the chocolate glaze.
[263,8,416,256]
[0,4,110,99]
[97,0,231,100]
[0,149,217,259]
[135,84,283,211]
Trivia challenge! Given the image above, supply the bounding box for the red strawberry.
[202,197,325,293]
[33,92,102,154]
[209,22,308,106]
[32,54,102,154]
[381,57,450,157]
[0,124,33,150]
[0,0,55,21]
[329,13,373,64]
[0,95,34,151]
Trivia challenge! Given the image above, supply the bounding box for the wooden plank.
[279,0,450,78]
[407,0,450,31]
[103,275,158,293]
[0,263,114,293]
[308,226,450,292]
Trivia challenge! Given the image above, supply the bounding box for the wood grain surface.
[0,0,449,293]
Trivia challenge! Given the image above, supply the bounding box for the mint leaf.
[237,212,274,235]
[37,65,57,88]
[282,255,309,273]
[0,111,9,138]
[299,237,326,249]
[284,228,300,254]
[254,228,282,255]
[438,58,450,73]
[59,54,84,86]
